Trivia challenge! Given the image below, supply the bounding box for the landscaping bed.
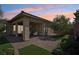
[0,34,14,55]
[39,35,65,41]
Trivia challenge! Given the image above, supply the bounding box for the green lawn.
[0,43,14,55]
[0,43,13,50]
[19,44,51,55]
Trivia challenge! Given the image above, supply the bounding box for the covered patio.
[6,11,51,41]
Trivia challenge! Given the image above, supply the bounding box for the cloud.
[4,7,44,20]
[39,12,75,21]
[4,4,75,22]
[16,4,57,12]
[4,11,19,20]
[4,4,57,20]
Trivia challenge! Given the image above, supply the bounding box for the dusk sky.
[2,4,79,21]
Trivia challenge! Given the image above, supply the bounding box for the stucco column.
[42,23,48,36]
[44,24,48,36]
[23,19,29,41]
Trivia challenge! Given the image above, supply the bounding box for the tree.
[74,10,79,24]
[0,5,5,33]
[50,15,73,34]
[0,20,6,33]
[52,10,79,55]
[0,5,3,19]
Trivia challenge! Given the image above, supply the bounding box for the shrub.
[3,48,15,55]
[0,48,15,55]
[52,35,79,55]
[0,34,9,44]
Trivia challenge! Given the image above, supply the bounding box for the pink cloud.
[4,11,19,20]
[16,4,56,12]
[4,6,46,20]
[4,4,57,20]
[39,12,75,21]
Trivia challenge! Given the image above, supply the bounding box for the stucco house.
[6,11,53,41]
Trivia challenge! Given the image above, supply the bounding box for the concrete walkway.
[9,37,61,55]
